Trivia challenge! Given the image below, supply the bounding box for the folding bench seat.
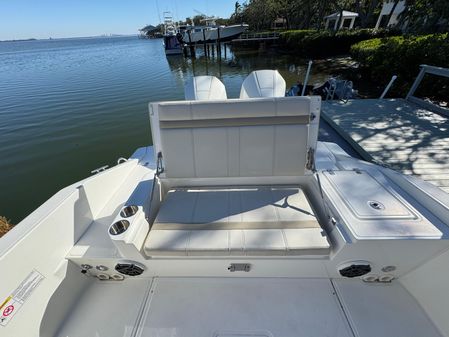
[145,96,328,256]
[144,186,330,256]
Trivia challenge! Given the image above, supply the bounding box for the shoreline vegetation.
[351,33,449,97]
[227,0,449,98]
[0,216,13,238]
[278,28,397,57]
[275,28,448,97]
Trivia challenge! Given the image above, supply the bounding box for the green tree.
[234,0,383,31]
[354,0,381,28]
[400,0,449,33]
[235,1,241,15]
[192,14,205,26]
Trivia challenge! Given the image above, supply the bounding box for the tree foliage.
[280,28,395,57]
[400,0,449,33]
[351,33,449,95]
[229,0,383,30]
[229,0,449,33]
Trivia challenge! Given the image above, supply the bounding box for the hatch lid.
[323,170,415,220]
[322,170,443,239]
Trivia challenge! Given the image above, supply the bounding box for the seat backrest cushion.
[150,96,320,178]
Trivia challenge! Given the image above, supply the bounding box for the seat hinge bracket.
[306,147,315,171]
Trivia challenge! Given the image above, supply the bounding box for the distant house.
[375,0,406,29]
[272,18,287,30]
[324,11,359,30]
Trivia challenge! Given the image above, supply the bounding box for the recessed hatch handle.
[368,200,385,210]
[228,263,251,272]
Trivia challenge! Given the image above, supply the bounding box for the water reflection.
[0,37,356,223]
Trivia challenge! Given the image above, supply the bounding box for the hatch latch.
[228,263,251,272]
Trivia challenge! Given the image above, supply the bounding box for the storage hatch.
[321,169,443,239]
[323,170,416,220]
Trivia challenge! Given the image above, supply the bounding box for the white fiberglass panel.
[334,279,442,337]
[136,278,353,337]
[55,279,151,337]
[324,170,414,219]
[321,169,443,239]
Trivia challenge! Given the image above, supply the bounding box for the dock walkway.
[230,32,280,43]
[322,99,449,193]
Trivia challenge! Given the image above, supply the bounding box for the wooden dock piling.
[202,29,207,57]
[187,31,195,58]
[217,27,221,57]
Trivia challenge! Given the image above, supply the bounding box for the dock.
[322,98,449,193]
[229,32,280,43]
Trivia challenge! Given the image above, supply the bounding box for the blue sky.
[0,0,238,40]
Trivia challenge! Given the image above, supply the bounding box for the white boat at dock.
[162,12,183,55]
[181,18,248,44]
[2,70,449,337]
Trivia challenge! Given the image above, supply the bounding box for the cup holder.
[120,205,138,218]
[109,220,130,235]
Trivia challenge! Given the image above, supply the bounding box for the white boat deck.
[54,277,442,337]
[322,99,449,193]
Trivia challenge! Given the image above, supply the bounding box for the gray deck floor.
[322,98,449,193]
[55,277,442,337]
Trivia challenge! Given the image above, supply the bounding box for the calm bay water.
[0,36,346,223]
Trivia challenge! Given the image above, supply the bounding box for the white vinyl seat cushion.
[144,186,330,256]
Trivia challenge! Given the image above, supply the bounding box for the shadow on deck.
[322,98,449,193]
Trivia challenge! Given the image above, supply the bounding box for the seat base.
[144,186,330,256]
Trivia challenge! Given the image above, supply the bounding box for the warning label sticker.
[0,270,44,327]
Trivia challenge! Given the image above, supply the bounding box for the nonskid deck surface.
[55,278,441,337]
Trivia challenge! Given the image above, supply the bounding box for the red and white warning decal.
[0,270,44,327]
[3,305,15,316]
